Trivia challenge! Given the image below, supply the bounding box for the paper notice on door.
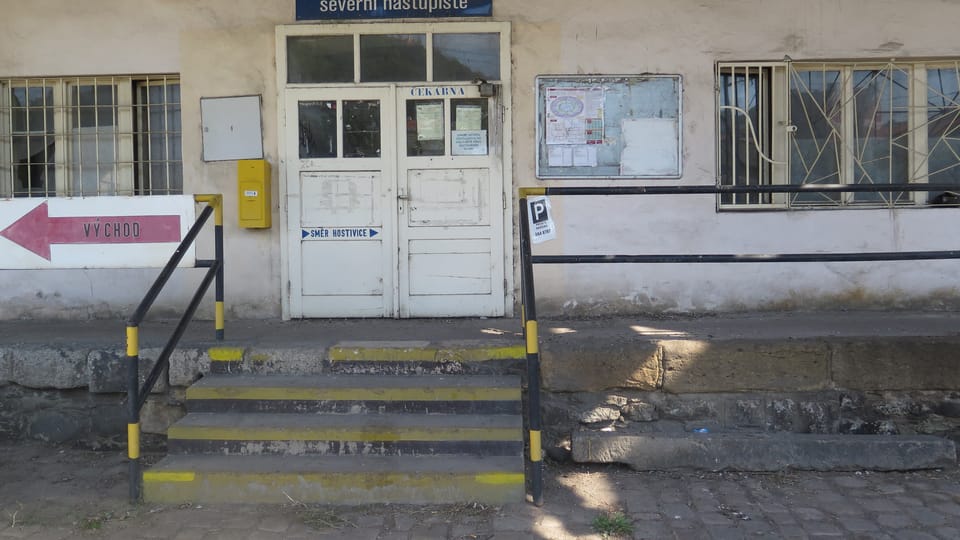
[416,102,444,141]
[452,130,488,155]
[455,105,483,131]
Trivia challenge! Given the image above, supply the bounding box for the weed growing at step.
[591,511,633,538]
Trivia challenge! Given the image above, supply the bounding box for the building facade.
[2,0,960,320]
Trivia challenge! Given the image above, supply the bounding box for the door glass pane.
[789,69,843,205]
[360,34,426,82]
[299,101,337,158]
[433,33,500,82]
[343,100,381,158]
[851,68,910,204]
[288,35,354,83]
[11,86,55,197]
[406,99,445,156]
[451,99,488,156]
[927,67,960,196]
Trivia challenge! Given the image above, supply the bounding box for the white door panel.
[407,168,490,226]
[302,241,384,296]
[285,88,395,318]
[300,171,380,226]
[396,90,504,318]
[408,239,493,295]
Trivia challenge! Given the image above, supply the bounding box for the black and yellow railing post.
[126,324,141,502]
[195,194,225,341]
[519,188,545,506]
[126,195,224,502]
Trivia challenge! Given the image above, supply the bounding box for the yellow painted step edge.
[186,386,521,401]
[329,345,526,363]
[143,471,523,487]
[168,426,522,442]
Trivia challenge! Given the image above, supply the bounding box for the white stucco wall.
[501,0,960,315]
[2,0,960,320]
[0,0,289,320]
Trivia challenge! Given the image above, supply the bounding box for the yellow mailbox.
[237,159,271,228]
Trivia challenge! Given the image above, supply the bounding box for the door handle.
[398,194,410,200]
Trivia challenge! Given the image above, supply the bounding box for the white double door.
[284,86,505,318]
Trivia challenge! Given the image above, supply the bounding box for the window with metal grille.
[0,75,182,197]
[717,61,960,208]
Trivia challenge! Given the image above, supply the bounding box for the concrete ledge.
[662,340,831,393]
[572,431,957,472]
[541,337,661,392]
[832,339,960,391]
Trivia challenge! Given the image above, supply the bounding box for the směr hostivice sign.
[0,196,195,269]
[296,0,492,20]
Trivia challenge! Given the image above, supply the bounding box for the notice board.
[536,75,682,179]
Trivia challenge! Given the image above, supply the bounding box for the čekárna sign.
[296,0,492,20]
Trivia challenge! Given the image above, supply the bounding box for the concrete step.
[143,454,525,504]
[186,374,522,414]
[325,340,526,375]
[202,340,526,377]
[168,412,523,456]
[572,430,957,471]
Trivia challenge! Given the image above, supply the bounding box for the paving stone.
[255,516,290,533]
[893,495,927,507]
[707,527,746,540]
[799,519,845,536]
[841,517,880,532]
[774,525,810,539]
[860,497,901,512]
[699,512,732,526]
[629,521,673,539]
[171,529,208,540]
[791,507,826,521]
[909,506,950,527]
[893,531,939,540]
[489,533,534,540]
[876,512,916,528]
[245,531,289,540]
[873,483,906,494]
[392,515,418,532]
[493,515,535,532]
[935,527,960,540]
[933,502,960,517]
[832,475,870,489]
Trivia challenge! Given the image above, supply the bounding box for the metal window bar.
[126,194,224,503]
[518,182,960,507]
[721,60,960,209]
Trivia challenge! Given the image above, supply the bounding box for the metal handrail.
[517,182,960,507]
[126,194,224,502]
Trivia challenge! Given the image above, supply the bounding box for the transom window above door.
[286,31,501,84]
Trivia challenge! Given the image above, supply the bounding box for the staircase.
[143,343,526,504]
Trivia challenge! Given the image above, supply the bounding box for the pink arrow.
[0,202,181,260]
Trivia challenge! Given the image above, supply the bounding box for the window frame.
[716,59,960,210]
[0,75,181,198]
[280,22,507,87]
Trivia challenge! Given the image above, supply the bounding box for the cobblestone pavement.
[2,442,960,539]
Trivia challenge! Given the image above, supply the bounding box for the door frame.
[276,21,514,319]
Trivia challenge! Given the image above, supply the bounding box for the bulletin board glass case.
[535,75,682,179]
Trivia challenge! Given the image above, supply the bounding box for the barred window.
[717,61,960,208]
[0,75,182,197]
